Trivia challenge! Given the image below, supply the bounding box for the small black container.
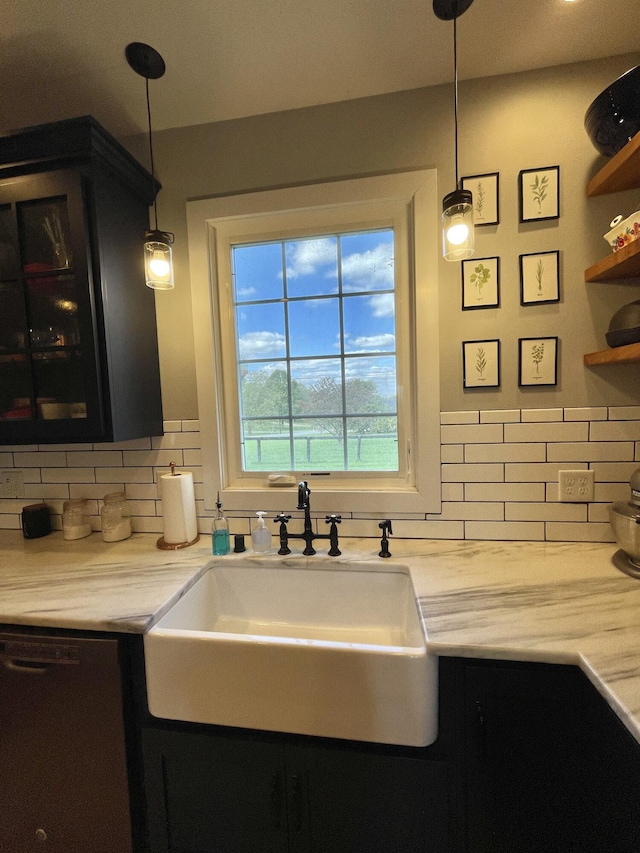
[21,503,52,539]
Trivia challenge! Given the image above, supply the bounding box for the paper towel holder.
[157,461,201,550]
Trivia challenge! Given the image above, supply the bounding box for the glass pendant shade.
[144,229,174,290]
[442,188,475,261]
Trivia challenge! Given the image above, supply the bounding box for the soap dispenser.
[252,511,272,553]
[212,492,230,555]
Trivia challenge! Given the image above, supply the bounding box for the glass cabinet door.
[0,172,101,435]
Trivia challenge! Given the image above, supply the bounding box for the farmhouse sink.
[144,559,437,746]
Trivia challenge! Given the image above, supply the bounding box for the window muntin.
[232,229,398,475]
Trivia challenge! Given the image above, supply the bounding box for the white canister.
[62,499,92,540]
[101,491,132,542]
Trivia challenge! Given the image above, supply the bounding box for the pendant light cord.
[145,77,159,231]
[453,15,459,189]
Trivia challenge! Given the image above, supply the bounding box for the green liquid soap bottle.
[212,492,230,555]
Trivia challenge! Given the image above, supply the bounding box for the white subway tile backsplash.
[42,467,95,484]
[441,424,503,445]
[589,462,639,482]
[440,411,479,425]
[465,521,545,540]
[505,502,587,522]
[546,522,614,542]
[14,451,67,468]
[480,409,521,423]
[1,413,638,545]
[441,463,504,483]
[442,482,464,501]
[466,482,546,502]
[441,445,464,463]
[466,443,545,463]
[547,442,634,462]
[521,409,563,422]
[505,422,588,443]
[427,502,504,521]
[505,462,583,482]
[590,421,640,442]
[564,407,608,421]
[67,450,123,467]
[609,407,640,420]
[594,483,631,502]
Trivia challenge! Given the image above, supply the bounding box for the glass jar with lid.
[62,498,92,541]
[100,491,132,542]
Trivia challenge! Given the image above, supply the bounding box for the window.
[232,229,398,474]
[188,171,441,516]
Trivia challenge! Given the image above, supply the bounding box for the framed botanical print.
[518,336,558,386]
[520,251,560,305]
[463,339,501,388]
[519,166,560,222]
[462,256,500,310]
[461,172,500,226]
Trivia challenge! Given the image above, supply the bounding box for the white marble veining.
[1,531,640,743]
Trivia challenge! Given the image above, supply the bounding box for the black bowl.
[585,66,640,157]
[606,299,640,348]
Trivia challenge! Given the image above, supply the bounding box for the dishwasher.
[0,629,134,853]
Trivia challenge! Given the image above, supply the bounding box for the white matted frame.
[518,336,558,386]
[520,251,560,305]
[519,166,560,222]
[463,339,500,388]
[462,256,500,310]
[461,172,499,226]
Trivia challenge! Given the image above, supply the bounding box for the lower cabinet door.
[143,728,454,853]
[286,742,451,853]
[142,729,288,853]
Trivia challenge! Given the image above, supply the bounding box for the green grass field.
[242,434,398,471]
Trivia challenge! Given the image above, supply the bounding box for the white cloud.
[285,238,336,279]
[342,242,394,290]
[238,331,286,359]
[236,286,258,299]
[368,293,395,318]
[349,334,395,350]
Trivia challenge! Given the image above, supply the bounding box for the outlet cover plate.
[0,470,25,499]
[558,469,594,503]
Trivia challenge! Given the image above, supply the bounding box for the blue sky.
[232,229,396,395]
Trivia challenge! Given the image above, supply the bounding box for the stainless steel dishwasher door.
[0,631,133,853]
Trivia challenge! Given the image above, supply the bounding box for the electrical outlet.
[558,469,594,503]
[0,470,25,499]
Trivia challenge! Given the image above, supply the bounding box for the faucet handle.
[275,513,291,524]
[325,514,342,525]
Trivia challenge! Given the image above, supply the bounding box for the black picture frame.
[462,339,501,388]
[518,336,559,386]
[461,172,500,227]
[462,256,500,310]
[520,251,560,305]
[519,166,560,223]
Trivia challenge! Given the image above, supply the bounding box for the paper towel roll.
[160,470,198,545]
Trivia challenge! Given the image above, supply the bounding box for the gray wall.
[123,52,640,420]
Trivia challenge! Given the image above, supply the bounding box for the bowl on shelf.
[585,65,640,157]
[605,300,640,348]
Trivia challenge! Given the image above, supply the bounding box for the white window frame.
[187,170,441,516]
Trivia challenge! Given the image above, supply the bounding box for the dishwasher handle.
[2,658,52,675]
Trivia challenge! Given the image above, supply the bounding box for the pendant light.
[433,0,475,261]
[125,42,175,290]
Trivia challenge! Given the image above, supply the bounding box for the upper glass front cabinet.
[0,177,93,427]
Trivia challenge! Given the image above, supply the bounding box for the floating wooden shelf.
[584,342,640,366]
[585,238,640,282]
[586,131,640,196]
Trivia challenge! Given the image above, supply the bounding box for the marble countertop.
[1,530,640,742]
